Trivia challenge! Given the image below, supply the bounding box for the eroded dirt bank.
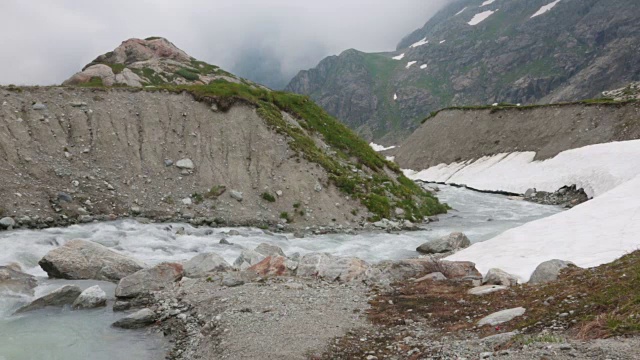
[0,86,365,230]
[394,102,640,170]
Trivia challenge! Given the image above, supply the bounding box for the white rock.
[468,284,508,295]
[478,307,526,326]
[176,158,195,169]
[73,285,107,309]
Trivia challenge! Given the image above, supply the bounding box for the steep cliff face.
[287,0,640,144]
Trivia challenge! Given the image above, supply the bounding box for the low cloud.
[0,0,448,87]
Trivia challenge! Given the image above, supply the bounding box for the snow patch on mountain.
[420,64,428,70]
[531,0,562,18]
[480,0,496,7]
[370,143,397,152]
[406,61,417,69]
[392,53,405,60]
[468,10,497,26]
[455,7,468,16]
[409,37,429,48]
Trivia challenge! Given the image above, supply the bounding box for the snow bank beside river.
[404,139,640,198]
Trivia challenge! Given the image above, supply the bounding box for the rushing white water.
[0,185,561,359]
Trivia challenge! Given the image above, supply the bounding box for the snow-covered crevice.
[531,0,562,18]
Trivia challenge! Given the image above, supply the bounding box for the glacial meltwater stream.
[0,185,561,360]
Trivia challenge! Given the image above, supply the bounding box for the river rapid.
[0,185,561,360]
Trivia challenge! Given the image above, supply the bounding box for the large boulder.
[416,232,471,254]
[233,249,266,270]
[247,256,297,277]
[0,217,16,229]
[15,285,82,313]
[368,258,481,285]
[112,308,156,329]
[0,266,37,295]
[254,243,286,257]
[484,268,519,287]
[296,253,369,282]
[115,262,183,299]
[72,285,107,309]
[478,307,526,326]
[529,259,575,284]
[38,239,144,282]
[183,253,232,278]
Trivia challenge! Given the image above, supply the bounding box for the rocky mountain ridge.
[286,0,640,143]
[63,37,248,88]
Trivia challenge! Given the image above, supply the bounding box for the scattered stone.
[72,285,107,309]
[254,243,286,257]
[15,285,82,313]
[183,253,232,278]
[484,268,519,287]
[181,197,192,205]
[0,266,37,295]
[219,238,232,245]
[314,183,323,192]
[416,232,470,254]
[176,158,194,169]
[112,308,156,329]
[32,102,47,111]
[297,253,369,282]
[115,262,183,299]
[0,217,16,229]
[529,259,575,284]
[38,239,144,282]
[369,259,481,285]
[229,190,243,202]
[164,159,173,167]
[57,192,73,203]
[247,256,295,277]
[478,307,526,326]
[468,284,508,296]
[414,272,447,283]
[479,332,519,347]
[233,249,266,270]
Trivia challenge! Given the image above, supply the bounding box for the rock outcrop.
[115,262,183,299]
[529,259,575,284]
[183,253,232,278]
[15,285,82,313]
[0,266,37,295]
[72,285,108,309]
[416,232,470,254]
[112,308,157,329]
[63,37,243,88]
[38,240,144,282]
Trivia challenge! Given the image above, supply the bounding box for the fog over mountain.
[0,0,448,88]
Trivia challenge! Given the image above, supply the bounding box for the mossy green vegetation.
[77,77,105,87]
[175,68,200,81]
[261,192,276,202]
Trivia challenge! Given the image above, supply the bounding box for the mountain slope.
[286,0,640,144]
[1,39,447,230]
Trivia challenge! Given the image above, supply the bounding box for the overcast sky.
[0,0,448,87]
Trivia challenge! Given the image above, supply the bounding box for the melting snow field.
[531,0,562,18]
[447,174,640,282]
[468,10,497,25]
[410,37,429,48]
[370,142,396,152]
[392,53,405,60]
[404,139,640,282]
[404,140,640,198]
